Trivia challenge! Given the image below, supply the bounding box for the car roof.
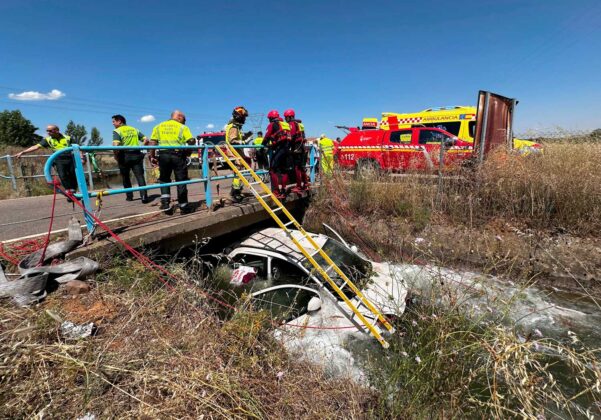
[239,228,327,262]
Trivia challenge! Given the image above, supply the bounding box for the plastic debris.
[61,321,96,340]
[0,220,98,306]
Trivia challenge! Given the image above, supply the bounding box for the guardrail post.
[19,162,32,196]
[6,155,18,191]
[309,144,316,184]
[85,152,95,191]
[202,145,212,208]
[72,145,95,232]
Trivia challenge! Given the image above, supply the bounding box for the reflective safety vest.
[151,120,193,147]
[253,136,264,146]
[113,125,143,147]
[319,137,335,156]
[290,120,306,152]
[290,121,305,142]
[276,120,291,143]
[45,135,71,151]
[225,122,244,144]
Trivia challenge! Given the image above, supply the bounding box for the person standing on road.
[284,109,309,193]
[111,114,149,203]
[263,110,291,199]
[225,106,252,203]
[15,124,79,201]
[318,133,335,177]
[252,131,268,172]
[148,110,195,214]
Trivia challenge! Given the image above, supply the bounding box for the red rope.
[38,179,59,266]
[0,238,46,266]
[0,243,20,265]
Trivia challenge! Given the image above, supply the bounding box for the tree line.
[0,109,103,147]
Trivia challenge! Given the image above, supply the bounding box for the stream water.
[398,263,601,348]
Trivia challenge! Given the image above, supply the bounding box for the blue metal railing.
[43,144,317,232]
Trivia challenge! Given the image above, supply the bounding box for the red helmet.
[284,109,295,118]
[267,110,280,120]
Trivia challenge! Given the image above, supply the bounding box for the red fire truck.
[336,123,473,174]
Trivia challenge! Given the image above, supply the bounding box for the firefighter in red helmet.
[262,110,291,199]
[284,109,309,194]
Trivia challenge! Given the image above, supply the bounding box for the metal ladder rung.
[283,221,295,228]
[259,194,272,200]
[249,181,262,186]
[272,206,284,212]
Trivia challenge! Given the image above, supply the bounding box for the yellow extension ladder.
[214,144,394,348]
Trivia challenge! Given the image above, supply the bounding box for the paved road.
[0,177,233,242]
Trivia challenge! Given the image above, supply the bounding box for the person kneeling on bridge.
[149,110,195,215]
[15,124,80,202]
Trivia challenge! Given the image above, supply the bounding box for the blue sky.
[0,0,600,142]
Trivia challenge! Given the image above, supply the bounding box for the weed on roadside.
[0,255,372,418]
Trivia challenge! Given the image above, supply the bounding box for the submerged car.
[225,227,408,340]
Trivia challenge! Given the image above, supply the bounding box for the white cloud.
[206,123,215,129]
[140,115,156,123]
[8,89,65,101]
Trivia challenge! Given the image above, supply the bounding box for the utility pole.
[247,113,264,135]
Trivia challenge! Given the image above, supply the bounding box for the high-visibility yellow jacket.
[151,120,193,146]
[319,137,335,156]
[113,125,145,147]
[225,122,244,144]
[41,135,71,151]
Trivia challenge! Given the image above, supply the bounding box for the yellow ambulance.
[380,106,542,153]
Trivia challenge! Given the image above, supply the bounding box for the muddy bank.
[303,208,601,295]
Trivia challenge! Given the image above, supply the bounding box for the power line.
[0,85,226,121]
[0,98,266,135]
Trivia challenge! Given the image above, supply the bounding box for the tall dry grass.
[0,256,371,418]
[367,283,601,418]
[313,141,601,237]
[460,142,601,235]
